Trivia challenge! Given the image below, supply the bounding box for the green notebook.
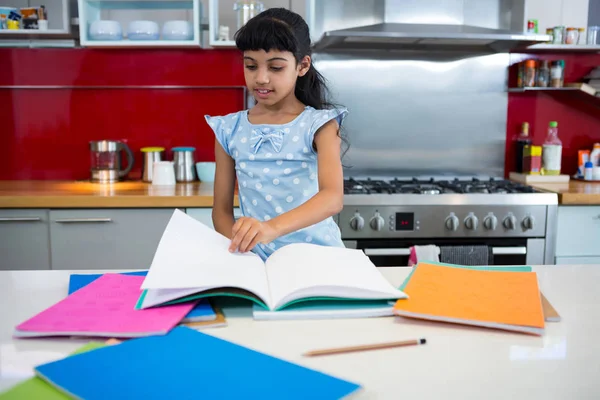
[0,342,106,399]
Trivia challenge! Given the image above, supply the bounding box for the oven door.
[345,238,532,267]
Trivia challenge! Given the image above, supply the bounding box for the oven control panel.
[339,205,548,239]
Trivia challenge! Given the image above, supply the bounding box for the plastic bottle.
[590,143,600,167]
[515,122,533,173]
[584,161,594,180]
[542,121,562,175]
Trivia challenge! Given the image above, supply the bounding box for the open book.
[137,210,406,311]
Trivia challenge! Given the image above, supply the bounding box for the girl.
[205,8,347,261]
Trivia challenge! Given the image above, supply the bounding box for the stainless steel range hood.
[312,22,551,52]
[307,0,550,53]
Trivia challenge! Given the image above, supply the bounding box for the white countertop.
[1,266,600,399]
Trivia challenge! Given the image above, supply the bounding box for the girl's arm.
[212,141,237,239]
[230,120,343,252]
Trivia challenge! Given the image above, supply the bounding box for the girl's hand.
[229,217,279,253]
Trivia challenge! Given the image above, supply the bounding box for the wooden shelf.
[525,44,600,53]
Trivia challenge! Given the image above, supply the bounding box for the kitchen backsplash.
[0,48,245,180]
[1,48,599,180]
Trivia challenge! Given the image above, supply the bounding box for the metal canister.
[141,147,164,182]
[172,147,196,182]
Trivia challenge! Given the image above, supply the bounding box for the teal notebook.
[137,210,406,311]
[35,326,361,400]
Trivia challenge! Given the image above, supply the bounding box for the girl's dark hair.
[234,8,333,111]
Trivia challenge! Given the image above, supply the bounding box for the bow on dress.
[250,128,284,154]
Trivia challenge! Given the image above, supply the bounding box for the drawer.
[0,209,51,270]
[556,206,600,257]
[49,209,176,270]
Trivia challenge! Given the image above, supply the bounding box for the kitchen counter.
[1,266,600,399]
[529,180,600,205]
[0,180,238,208]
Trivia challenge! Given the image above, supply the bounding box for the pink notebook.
[14,274,195,338]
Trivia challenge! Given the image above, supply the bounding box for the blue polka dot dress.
[205,105,348,261]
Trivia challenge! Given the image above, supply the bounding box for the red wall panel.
[0,48,246,180]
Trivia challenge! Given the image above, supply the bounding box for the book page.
[141,210,272,308]
[265,243,405,310]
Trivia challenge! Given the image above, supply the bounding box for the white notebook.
[137,210,407,311]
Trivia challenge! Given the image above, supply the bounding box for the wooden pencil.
[303,338,426,357]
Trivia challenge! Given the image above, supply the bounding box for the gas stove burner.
[343,177,539,195]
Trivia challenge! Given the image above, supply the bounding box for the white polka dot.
[276,160,283,166]
[300,122,306,128]
[263,167,270,173]
[273,178,280,185]
[269,242,276,249]
[284,168,291,175]
[266,152,272,158]
[241,196,246,201]
[242,181,247,187]
[293,178,300,184]
[310,173,316,180]
[325,235,331,241]
[252,130,257,134]
[264,215,271,221]
[208,121,215,128]
[237,127,243,132]
[248,172,254,177]
[232,114,237,120]
[292,136,299,142]
[303,147,309,153]
[275,206,283,213]
[265,194,272,201]
[264,127,271,132]
[301,162,307,168]
[235,150,239,157]
[303,190,310,197]
[255,183,262,189]
[306,236,313,242]
[239,162,246,169]
[286,153,293,160]
[252,199,258,206]
[286,196,294,203]
[283,128,290,134]
[249,154,255,160]
[241,137,248,143]
[226,128,232,134]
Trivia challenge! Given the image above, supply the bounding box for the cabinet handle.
[491,246,527,255]
[54,218,113,223]
[364,248,411,256]
[0,217,42,222]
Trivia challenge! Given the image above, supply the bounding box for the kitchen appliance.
[89,140,134,183]
[141,147,164,182]
[337,176,558,267]
[172,147,196,182]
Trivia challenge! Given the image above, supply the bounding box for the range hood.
[313,22,551,52]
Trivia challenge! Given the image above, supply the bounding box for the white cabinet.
[78,0,202,47]
[555,206,600,263]
[186,207,242,229]
[0,209,51,270]
[525,0,589,33]
[208,0,304,47]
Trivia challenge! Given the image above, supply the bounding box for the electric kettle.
[89,140,134,183]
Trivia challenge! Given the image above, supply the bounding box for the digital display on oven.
[395,213,415,231]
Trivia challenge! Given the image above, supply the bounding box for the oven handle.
[491,246,527,255]
[363,247,527,257]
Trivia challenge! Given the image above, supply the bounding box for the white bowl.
[89,20,122,41]
[127,20,159,40]
[162,20,193,40]
[195,162,216,182]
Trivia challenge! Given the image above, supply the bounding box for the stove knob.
[483,215,498,231]
[445,214,459,231]
[464,214,479,231]
[349,213,365,231]
[370,213,385,231]
[503,215,517,230]
[522,215,535,230]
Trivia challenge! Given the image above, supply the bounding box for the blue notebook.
[35,326,361,400]
[68,273,216,322]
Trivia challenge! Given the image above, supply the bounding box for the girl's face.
[243,49,310,106]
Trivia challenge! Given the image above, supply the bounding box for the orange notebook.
[393,263,545,335]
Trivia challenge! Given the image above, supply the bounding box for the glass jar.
[588,26,600,45]
[565,27,578,44]
[536,60,550,87]
[233,1,264,30]
[524,59,536,87]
